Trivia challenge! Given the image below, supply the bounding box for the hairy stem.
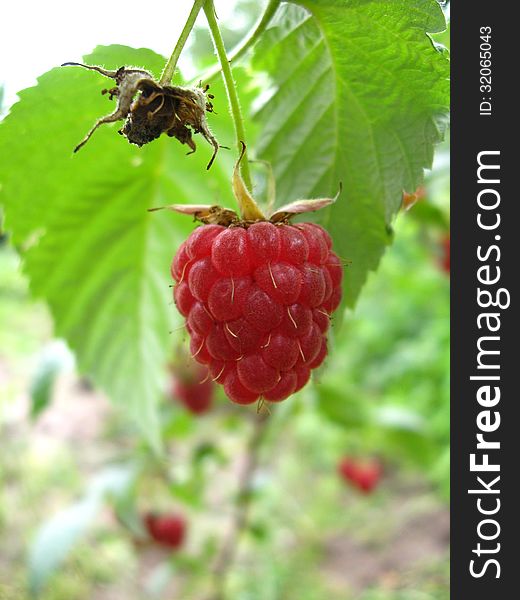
[160,0,207,85]
[209,415,270,600]
[200,0,280,84]
[204,0,253,192]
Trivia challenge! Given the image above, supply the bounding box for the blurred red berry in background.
[338,457,382,494]
[170,360,214,415]
[144,513,186,549]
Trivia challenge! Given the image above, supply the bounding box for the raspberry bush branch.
[208,414,270,600]
[159,0,207,85]
[232,142,266,220]
[203,0,253,192]
[198,0,281,85]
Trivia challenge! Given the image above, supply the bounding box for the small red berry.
[144,512,186,549]
[171,222,342,405]
[170,361,213,415]
[338,457,382,494]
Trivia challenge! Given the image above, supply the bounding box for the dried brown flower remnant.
[62,62,220,169]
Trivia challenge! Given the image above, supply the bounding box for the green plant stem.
[204,0,253,192]
[208,415,270,600]
[160,0,207,84]
[199,0,280,84]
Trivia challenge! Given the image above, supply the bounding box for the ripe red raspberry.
[144,512,186,549]
[171,221,343,405]
[338,457,382,494]
[171,362,213,415]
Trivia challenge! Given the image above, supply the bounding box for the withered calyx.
[62,62,220,169]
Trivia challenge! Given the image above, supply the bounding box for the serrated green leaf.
[252,0,449,307]
[0,46,239,449]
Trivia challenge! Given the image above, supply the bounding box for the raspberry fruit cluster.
[171,221,343,405]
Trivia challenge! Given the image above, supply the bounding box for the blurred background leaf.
[29,341,74,419]
[28,465,135,596]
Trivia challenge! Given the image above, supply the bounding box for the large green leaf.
[252,0,449,306]
[0,45,239,448]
